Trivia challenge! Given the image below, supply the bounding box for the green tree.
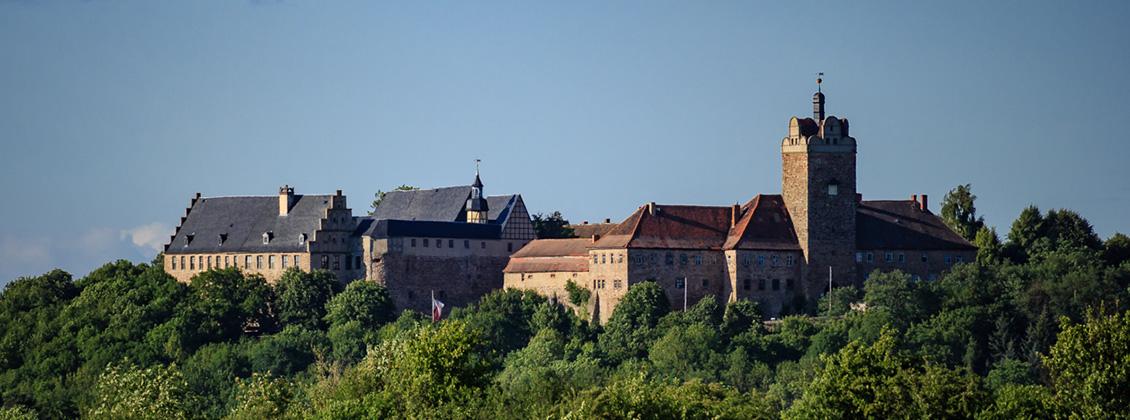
[599,281,671,363]
[817,286,862,317]
[941,184,986,241]
[324,280,394,330]
[649,323,724,381]
[975,226,1004,265]
[226,372,299,420]
[1044,310,1130,419]
[374,320,491,411]
[1006,205,1044,263]
[1103,233,1130,267]
[531,211,575,239]
[862,270,934,329]
[184,268,274,343]
[274,269,342,329]
[86,361,195,419]
[368,185,419,215]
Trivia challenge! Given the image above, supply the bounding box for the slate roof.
[356,218,501,240]
[503,238,592,273]
[166,195,333,254]
[723,195,801,251]
[856,200,976,250]
[369,185,517,224]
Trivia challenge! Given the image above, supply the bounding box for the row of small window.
[670,277,794,292]
[734,254,795,268]
[409,238,516,252]
[855,252,964,265]
[592,279,622,289]
[170,254,363,272]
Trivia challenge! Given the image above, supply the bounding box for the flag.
[432,293,445,323]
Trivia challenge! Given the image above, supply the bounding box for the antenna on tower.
[816,72,824,93]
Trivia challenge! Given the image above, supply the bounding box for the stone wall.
[504,270,591,318]
[725,249,804,316]
[855,249,977,282]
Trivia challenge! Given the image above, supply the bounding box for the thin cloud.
[120,223,173,253]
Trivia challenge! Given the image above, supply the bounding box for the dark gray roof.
[166,195,332,254]
[370,185,516,224]
[357,218,501,239]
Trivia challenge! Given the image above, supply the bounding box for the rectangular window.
[885,252,893,263]
[613,279,622,289]
[856,252,864,263]
[355,256,361,269]
[593,254,598,264]
[256,256,263,269]
[786,279,794,290]
[665,253,674,265]
[435,239,441,248]
[180,256,185,270]
[772,256,780,266]
[268,255,275,269]
[207,256,212,269]
[601,254,606,264]
[295,255,301,267]
[743,278,751,290]
[464,240,470,249]
[956,256,964,263]
[675,278,685,289]
[282,255,288,268]
[321,255,329,269]
[921,254,928,263]
[786,255,794,267]
[333,255,341,270]
[345,255,352,270]
[411,238,417,247]
[772,279,780,291]
[866,252,874,263]
[508,242,513,252]
[757,255,766,266]
[245,255,251,268]
[481,241,486,249]
[758,278,766,290]
[680,254,688,265]
[190,256,195,270]
[171,256,177,270]
[694,255,702,265]
[423,238,429,247]
[701,278,708,288]
[898,253,906,263]
[225,256,230,267]
[945,255,953,265]
[449,239,454,248]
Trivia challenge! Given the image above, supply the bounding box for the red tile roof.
[504,238,591,273]
[724,195,801,250]
[569,223,618,238]
[856,200,976,250]
[591,204,735,250]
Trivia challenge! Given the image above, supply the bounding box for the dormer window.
[298,233,307,245]
[218,233,227,246]
[184,233,194,247]
[262,232,273,245]
[827,180,840,196]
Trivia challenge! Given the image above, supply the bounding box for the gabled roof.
[856,200,976,250]
[591,204,734,250]
[503,238,592,273]
[570,223,618,238]
[723,195,800,250]
[167,195,333,254]
[370,185,517,224]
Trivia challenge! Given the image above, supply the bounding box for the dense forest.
[2,191,1129,419]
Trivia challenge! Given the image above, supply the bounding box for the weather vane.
[474,158,481,174]
[816,72,824,93]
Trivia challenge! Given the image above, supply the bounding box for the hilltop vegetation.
[1,204,1129,419]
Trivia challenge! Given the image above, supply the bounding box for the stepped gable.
[856,200,977,250]
[723,194,801,251]
[167,194,333,254]
[591,204,733,250]
[503,238,592,273]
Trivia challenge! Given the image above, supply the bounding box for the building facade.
[163,173,536,316]
[505,88,976,323]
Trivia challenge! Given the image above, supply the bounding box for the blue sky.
[2,1,1128,282]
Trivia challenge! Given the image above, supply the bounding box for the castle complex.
[163,172,536,314]
[504,87,975,322]
[163,84,974,322]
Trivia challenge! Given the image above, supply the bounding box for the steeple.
[466,159,489,224]
[813,73,825,121]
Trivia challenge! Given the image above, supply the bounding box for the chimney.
[731,204,741,227]
[604,218,611,224]
[911,194,918,204]
[648,202,657,216]
[279,185,295,216]
[582,221,589,225]
[920,194,928,211]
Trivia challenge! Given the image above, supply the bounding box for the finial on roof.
[813,73,826,121]
[472,159,483,188]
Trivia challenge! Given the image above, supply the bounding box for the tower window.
[828,182,839,196]
[772,279,780,291]
[743,278,751,290]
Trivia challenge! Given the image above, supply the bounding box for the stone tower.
[781,83,858,298]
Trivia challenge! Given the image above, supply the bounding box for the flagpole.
[431,289,435,323]
[683,276,688,312]
[827,266,833,315]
